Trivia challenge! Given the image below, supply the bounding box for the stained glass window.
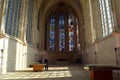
[68,15,74,51]
[48,14,78,52]
[50,16,55,51]
[59,15,65,51]
[5,0,21,37]
[12,0,21,37]
[7,0,14,34]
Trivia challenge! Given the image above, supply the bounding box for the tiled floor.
[0,63,120,80]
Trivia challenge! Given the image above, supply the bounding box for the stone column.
[18,0,24,40]
[0,0,8,34]
[0,0,4,30]
[22,0,29,44]
[32,1,35,46]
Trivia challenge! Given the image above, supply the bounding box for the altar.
[84,64,120,80]
[33,64,45,71]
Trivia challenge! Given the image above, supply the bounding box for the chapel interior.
[0,0,120,80]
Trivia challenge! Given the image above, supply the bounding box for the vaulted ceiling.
[38,0,84,28]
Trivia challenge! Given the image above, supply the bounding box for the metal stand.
[0,49,3,74]
[86,53,88,64]
[114,48,119,74]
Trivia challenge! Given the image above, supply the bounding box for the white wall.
[0,38,7,74]
[1,37,9,74]
[27,46,36,67]
[6,37,17,72]
[85,35,120,66]
[0,36,40,74]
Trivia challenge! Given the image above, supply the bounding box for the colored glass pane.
[59,15,65,51]
[68,15,74,51]
[49,16,55,51]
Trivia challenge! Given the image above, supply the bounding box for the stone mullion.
[93,0,102,41]
[18,0,24,40]
[23,0,29,44]
[65,15,69,52]
[113,0,120,31]
[47,18,50,51]
[110,0,118,31]
[55,15,59,52]
[73,17,77,52]
[32,1,37,47]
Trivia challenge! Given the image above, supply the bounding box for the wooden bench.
[84,64,120,80]
[33,64,45,71]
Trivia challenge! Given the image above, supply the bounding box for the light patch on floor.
[0,64,89,80]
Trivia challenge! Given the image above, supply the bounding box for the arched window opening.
[5,0,21,37]
[47,12,79,53]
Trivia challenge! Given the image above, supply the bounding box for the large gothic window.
[99,0,114,37]
[48,13,78,52]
